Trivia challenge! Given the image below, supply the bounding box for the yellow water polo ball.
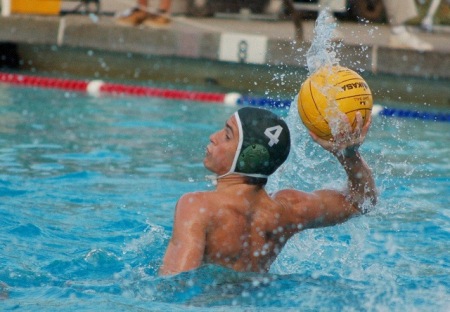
[297,65,373,140]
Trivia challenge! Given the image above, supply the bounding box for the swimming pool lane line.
[0,72,449,122]
[0,72,237,105]
[239,96,450,122]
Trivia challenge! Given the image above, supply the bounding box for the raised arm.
[274,113,376,230]
[159,193,207,276]
[310,112,377,212]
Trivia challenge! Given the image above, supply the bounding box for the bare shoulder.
[272,187,359,229]
[175,191,214,220]
[272,189,318,207]
[178,191,210,207]
[270,189,317,225]
[176,190,229,218]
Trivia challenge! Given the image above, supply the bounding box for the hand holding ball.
[297,66,373,140]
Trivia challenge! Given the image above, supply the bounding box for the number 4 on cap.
[264,125,283,147]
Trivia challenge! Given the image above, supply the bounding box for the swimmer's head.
[226,107,291,178]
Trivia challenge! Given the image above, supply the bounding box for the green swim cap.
[229,107,291,178]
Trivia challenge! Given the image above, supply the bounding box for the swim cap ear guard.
[222,107,291,179]
[237,143,270,173]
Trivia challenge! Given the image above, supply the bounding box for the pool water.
[0,84,449,311]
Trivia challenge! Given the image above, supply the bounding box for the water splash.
[268,9,345,193]
[269,7,374,280]
[306,9,341,74]
[305,9,350,139]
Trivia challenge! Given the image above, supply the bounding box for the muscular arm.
[275,113,377,229]
[159,193,207,276]
[333,149,377,212]
[311,113,377,213]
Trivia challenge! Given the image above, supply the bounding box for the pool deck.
[0,13,449,80]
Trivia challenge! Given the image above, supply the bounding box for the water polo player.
[160,107,376,275]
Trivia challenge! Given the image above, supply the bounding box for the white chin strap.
[205,171,269,186]
[228,111,244,174]
[205,111,243,186]
[205,172,232,186]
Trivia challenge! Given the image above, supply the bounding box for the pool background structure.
[0,84,449,311]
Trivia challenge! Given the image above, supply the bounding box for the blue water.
[0,84,449,311]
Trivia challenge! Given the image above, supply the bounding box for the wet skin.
[160,113,376,275]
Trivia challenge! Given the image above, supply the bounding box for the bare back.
[203,188,287,272]
[160,180,360,275]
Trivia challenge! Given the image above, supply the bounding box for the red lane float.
[0,72,241,105]
[0,72,88,92]
[97,81,226,103]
